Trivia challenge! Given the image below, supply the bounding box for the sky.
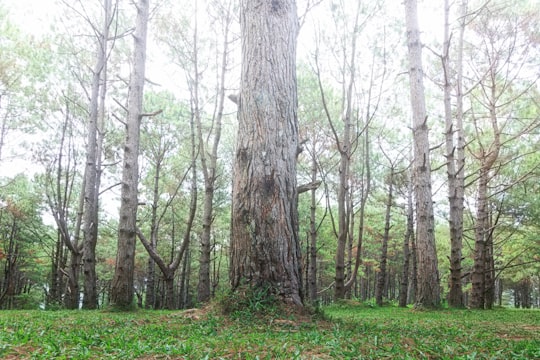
[2,0,447,174]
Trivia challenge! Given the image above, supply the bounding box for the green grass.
[0,303,538,359]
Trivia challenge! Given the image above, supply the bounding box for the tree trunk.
[376,167,395,306]
[110,0,149,310]
[399,173,414,307]
[230,0,303,306]
[444,0,467,309]
[308,153,318,303]
[332,4,360,301]
[144,149,163,309]
[470,83,500,310]
[484,226,495,309]
[196,1,230,304]
[404,0,440,308]
[82,0,111,310]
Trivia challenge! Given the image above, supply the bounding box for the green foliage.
[0,305,538,359]
[217,284,279,321]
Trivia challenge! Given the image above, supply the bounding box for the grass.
[0,302,538,359]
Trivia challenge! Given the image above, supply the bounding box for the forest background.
[0,0,539,311]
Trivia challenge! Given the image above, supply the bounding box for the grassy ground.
[0,302,538,359]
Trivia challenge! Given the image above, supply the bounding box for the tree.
[39,99,85,309]
[399,165,414,307]
[82,0,114,310]
[136,92,199,310]
[195,0,233,304]
[311,0,381,300]
[404,0,440,308]
[110,0,150,309]
[230,0,303,306]
[442,0,467,308]
[466,3,540,309]
[0,175,49,309]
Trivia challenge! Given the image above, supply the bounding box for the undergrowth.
[0,302,538,359]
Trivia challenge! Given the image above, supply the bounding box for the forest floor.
[0,301,538,359]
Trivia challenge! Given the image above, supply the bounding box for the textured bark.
[110,0,149,309]
[82,0,110,310]
[404,0,441,309]
[471,154,498,309]
[230,0,303,306]
[444,0,467,309]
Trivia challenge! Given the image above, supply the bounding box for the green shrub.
[218,283,278,320]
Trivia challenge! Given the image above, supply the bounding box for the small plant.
[218,283,278,321]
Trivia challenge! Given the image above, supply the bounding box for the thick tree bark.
[230,0,303,306]
[404,0,441,309]
[110,0,149,309]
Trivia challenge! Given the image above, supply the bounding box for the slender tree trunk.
[409,229,418,304]
[44,103,82,309]
[470,83,500,310]
[484,225,495,309]
[308,153,318,302]
[179,249,191,309]
[404,0,440,309]
[0,220,18,309]
[110,0,149,309]
[471,171,488,309]
[230,0,303,306]
[344,124,371,295]
[376,167,395,306]
[399,174,414,307]
[144,150,163,309]
[82,0,111,310]
[332,4,361,301]
[445,0,467,309]
[197,1,230,304]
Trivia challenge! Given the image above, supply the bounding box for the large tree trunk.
[230,0,303,306]
[110,0,149,309]
[404,0,441,309]
[82,0,111,310]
